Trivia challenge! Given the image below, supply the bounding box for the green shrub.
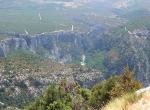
[26,66,142,110]
[89,66,142,109]
[26,80,91,110]
[110,66,142,98]
[90,76,117,109]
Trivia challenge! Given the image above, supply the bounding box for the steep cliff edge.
[0,32,89,63]
[0,28,150,86]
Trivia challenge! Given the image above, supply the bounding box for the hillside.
[0,66,141,110]
[0,22,150,86]
[0,0,150,109]
[0,49,103,108]
[0,1,150,87]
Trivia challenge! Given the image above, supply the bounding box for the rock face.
[1,29,150,108]
[0,28,150,86]
[0,32,89,63]
[0,31,105,107]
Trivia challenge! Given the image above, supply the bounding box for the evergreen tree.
[110,66,142,98]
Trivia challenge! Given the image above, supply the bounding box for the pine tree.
[110,65,142,98]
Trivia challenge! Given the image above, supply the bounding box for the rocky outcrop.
[0,32,89,63]
[0,28,150,86]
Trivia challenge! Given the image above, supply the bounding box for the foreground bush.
[26,79,91,110]
[89,66,142,109]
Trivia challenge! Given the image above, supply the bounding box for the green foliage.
[0,8,74,34]
[110,66,142,98]
[0,49,67,108]
[0,90,33,108]
[80,88,91,101]
[90,76,117,109]
[7,49,42,65]
[1,49,43,75]
[26,79,91,110]
[86,51,105,70]
[89,66,142,109]
[26,66,142,110]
